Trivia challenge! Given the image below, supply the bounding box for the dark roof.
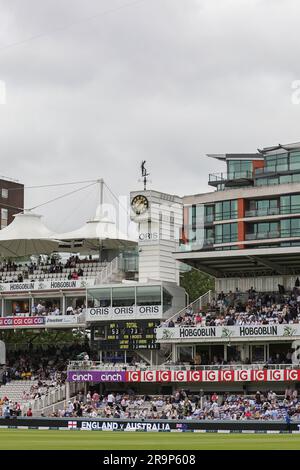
[207,153,262,161]
[258,142,300,154]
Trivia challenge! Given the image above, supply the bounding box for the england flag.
[68,421,77,429]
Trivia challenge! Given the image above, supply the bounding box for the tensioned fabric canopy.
[0,211,59,257]
[55,216,137,253]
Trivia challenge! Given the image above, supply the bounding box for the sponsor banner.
[45,315,79,326]
[0,279,94,293]
[67,370,126,383]
[86,305,162,322]
[127,369,300,383]
[157,324,300,342]
[67,368,300,383]
[2,417,300,433]
[80,421,170,432]
[0,316,45,327]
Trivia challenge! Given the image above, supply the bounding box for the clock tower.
[130,189,183,284]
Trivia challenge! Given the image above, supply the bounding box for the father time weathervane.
[141,160,150,191]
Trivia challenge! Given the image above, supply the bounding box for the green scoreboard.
[95,321,160,350]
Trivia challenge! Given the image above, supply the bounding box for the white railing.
[67,361,296,372]
[95,256,121,285]
[29,384,67,412]
[159,290,213,326]
[32,395,77,417]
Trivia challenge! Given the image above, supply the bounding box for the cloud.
[0,0,299,231]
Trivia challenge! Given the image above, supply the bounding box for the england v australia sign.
[86,305,162,321]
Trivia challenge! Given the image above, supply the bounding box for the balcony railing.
[254,166,295,176]
[245,231,280,241]
[214,236,238,244]
[204,214,214,224]
[215,210,238,221]
[209,171,253,184]
[245,205,300,218]
[67,361,299,371]
[245,207,280,218]
[245,228,300,241]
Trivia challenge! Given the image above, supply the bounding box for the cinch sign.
[86,305,162,322]
[67,370,126,383]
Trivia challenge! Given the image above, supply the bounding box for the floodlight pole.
[98,179,104,209]
[97,179,105,265]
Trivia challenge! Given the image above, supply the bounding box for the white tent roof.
[55,216,137,253]
[0,211,59,257]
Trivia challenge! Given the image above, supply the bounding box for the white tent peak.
[0,210,56,240]
[55,214,136,253]
[0,210,59,257]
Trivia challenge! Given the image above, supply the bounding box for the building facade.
[177,142,300,292]
[0,178,24,229]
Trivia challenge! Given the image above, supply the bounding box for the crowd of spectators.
[1,344,91,385]
[0,254,100,284]
[164,284,300,328]
[50,388,300,421]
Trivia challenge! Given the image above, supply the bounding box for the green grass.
[0,429,300,450]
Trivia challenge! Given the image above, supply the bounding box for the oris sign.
[86,305,162,321]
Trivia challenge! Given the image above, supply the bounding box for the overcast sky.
[0,0,300,231]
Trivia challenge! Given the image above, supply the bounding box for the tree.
[180,268,214,303]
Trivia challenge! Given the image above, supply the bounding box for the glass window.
[215,223,238,243]
[293,173,300,183]
[281,219,291,238]
[136,286,161,306]
[4,298,30,316]
[277,155,288,172]
[228,160,252,179]
[204,227,214,245]
[215,224,222,242]
[215,200,238,221]
[205,205,214,217]
[280,195,290,214]
[177,346,193,363]
[265,157,276,172]
[1,208,8,220]
[269,177,279,185]
[223,200,230,219]
[270,199,278,208]
[215,202,222,220]
[112,287,135,307]
[289,151,300,171]
[291,195,300,213]
[251,345,265,363]
[87,288,111,308]
[1,188,8,199]
[1,208,7,229]
[205,205,214,223]
[163,288,172,312]
[291,218,300,237]
[250,222,279,239]
[280,175,292,184]
[281,195,300,214]
[256,178,267,186]
[265,153,287,172]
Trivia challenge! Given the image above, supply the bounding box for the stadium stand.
[48,389,300,421]
[161,287,300,327]
[0,255,106,284]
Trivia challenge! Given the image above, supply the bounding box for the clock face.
[131,195,149,215]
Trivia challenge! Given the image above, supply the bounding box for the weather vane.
[141,160,150,190]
